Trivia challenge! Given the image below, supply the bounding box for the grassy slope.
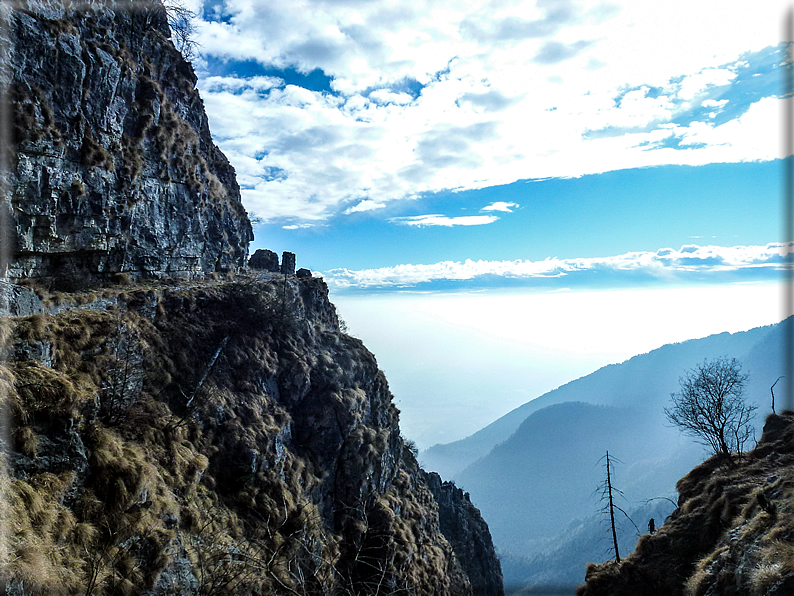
[578,412,794,596]
[1,276,468,595]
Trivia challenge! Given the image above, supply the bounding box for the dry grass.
[2,278,459,594]
[580,413,794,596]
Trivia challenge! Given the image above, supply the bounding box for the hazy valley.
[422,318,791,591]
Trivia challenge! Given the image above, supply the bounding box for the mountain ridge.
[421,321,784,480]
[434,317,788,591]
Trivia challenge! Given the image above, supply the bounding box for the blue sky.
[253,160,783,276]
[178,0,793,445]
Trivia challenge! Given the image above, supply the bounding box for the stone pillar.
[281,251,296,275]
[249,249,279,272]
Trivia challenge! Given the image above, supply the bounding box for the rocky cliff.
[1,1,503,593]
[425,472,504,596]
[577,412,794,596]
[2,276,503,595]
[3,0,252,286]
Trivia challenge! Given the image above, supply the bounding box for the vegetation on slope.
[578,411,794,596]
[1,275,479,595]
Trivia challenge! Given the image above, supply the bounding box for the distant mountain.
[432,317,790,591]
[455,402,703,558]
[421,320,788,480]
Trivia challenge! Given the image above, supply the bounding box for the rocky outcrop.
[4,0,252,286]
[425,471,505,596]
[248,249,279,272]
[2,277,504,595]
[577,412,794,596]
[280,251,296,275]
[0,281,43,316]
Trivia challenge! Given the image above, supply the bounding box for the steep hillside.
[4,0,252,285]
[2,276,503,594]
[421,322,783,480]
[578,412,794,596]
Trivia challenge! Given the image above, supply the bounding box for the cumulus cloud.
[389,214,500,227]
[321,243,794,290]
[194,0,789,223]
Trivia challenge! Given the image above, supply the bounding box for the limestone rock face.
[5,0,253,285]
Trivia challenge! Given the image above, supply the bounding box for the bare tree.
[665,357,756,457]
[161,0,199,60]
[100,320,145,424]
[771,376,784,414]
[595,452,638,563]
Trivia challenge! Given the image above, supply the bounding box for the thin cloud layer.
[322,243,794,291]
[191,0,788,223]
[389,214,500,227]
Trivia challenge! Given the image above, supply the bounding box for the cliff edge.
[1,1,503,593]
[2,277,503,594]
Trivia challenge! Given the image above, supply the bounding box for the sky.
[180,0,794,447]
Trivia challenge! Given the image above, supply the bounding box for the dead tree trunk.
[606,451,620,563]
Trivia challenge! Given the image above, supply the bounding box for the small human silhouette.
[648,518,655,534]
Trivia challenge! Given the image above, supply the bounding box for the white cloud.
[369,90,416,105]
[676,68,737,101]
[481,201,519,212]
[389,214,500,227]
[345,199,387,214]
[195,0,789,222]
[322,242,794,289]
[702,99,729,109]
[670,96,781,159]
[201,75,283,93]
[283,223,315,229]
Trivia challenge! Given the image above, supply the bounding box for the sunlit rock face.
[5,0,252,286]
